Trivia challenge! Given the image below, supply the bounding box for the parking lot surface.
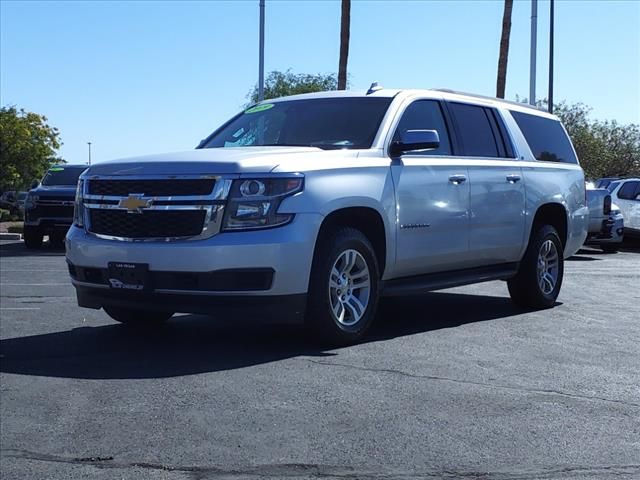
[1,240,639,479]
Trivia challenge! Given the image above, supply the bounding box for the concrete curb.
[0,233,22,240]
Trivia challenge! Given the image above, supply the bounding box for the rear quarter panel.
[519,162,588,258]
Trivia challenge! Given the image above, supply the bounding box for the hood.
[83,147,358,176]
[31,185,77,197]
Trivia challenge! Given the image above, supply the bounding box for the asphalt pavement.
[1,239,639,479]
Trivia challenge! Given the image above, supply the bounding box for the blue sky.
[1,0,639,165]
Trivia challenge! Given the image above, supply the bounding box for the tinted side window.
[448,103,500,157]
[618,181,640,200]
[393,100,452,155]
[511,111,578,164]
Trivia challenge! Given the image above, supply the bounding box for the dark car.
[594,177,621,189]
[23,165,87,249]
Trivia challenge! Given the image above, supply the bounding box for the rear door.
[447,102,526,266]
[390,99,471,277]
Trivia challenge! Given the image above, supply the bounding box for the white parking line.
[0,307,41,310]
[0,269,68,272]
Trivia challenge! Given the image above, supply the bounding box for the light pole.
[529,0,538,106]
[258,0,265,102]
[548,0,555,113]
[87,142,92,165]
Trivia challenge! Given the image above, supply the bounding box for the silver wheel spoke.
[352,278,370,290]
[345,295,365,320]
[327,248,371,327]
[344,250,357,273]
[537,239,559,295]
[332,301,345,323]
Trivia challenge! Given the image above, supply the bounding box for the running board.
[381,263,519,297]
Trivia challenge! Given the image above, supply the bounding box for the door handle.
[506,174,521,183]
[448,174,467,185]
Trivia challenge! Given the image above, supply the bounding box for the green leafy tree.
[247,70,338,104]
[552,102,640,180]
[0,106,64,191]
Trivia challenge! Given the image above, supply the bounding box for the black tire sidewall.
[308,228,380,343]
[23,226,43,249]
[516,225,564,307]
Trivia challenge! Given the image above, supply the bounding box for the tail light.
[603,195,612,215]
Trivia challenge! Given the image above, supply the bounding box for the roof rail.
[432,88,546,111]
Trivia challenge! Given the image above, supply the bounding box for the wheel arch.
[313,206,388,279]
[530,203,569,249]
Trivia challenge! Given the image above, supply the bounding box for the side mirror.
[390,129,440,157]
[31,180,40,189]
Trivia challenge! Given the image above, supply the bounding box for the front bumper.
[74,284,307,324]
[66,213,323,318]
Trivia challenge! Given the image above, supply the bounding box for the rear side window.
[617,181,640,200]
[448,103,500,157]
[511,111,578,164]
[393,100,452,155]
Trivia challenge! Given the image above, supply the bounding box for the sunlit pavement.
[1,239,639,480]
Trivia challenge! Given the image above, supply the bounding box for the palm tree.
[338,0,351,90]
[496,0,513,98]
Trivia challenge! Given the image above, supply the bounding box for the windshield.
[41,167,85,186]
[607,181,621,193]
[200,97,392,150]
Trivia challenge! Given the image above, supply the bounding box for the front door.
[390,99,471,278]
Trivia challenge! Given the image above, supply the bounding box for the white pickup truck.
[66,87,589,343]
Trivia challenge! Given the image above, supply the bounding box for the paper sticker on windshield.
[245,103,274,114]
[49,167,65,172]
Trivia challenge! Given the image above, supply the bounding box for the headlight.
[25,194,39,210]
[73,179,85,227]
[222,176,303,231]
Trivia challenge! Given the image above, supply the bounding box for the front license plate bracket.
[107,262,149,291]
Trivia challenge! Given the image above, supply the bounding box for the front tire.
[49,231,66,248]
[508,224,564,309]
[601,244,619,254]
[104,306,173,327]
[307,227,380,345]
[23,226,43,249]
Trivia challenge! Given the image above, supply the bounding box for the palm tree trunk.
[338,0,351,90]
[496,0,513,98]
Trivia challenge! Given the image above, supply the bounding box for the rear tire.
[23,226,43,249]
[104,306,173,327]
[508,224,564,309]
[307,227,380,345]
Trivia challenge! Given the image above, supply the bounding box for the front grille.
[37,195,74,202]
[88,179,215,197]
[28,205,74,218]
[89,210,206,238]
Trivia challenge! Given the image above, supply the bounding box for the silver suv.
[66,88,589,343]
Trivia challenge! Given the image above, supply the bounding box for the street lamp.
[87,142,92,165]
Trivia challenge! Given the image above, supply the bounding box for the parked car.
[594,177,621,189]
[585,187,624,253]
[606,178,640,237]
[0,191,18,214]
[66,87,589,344]
[24,165,87,248]
[16,191,28,217]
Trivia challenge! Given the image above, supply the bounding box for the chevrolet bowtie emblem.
[118,194,151,213]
